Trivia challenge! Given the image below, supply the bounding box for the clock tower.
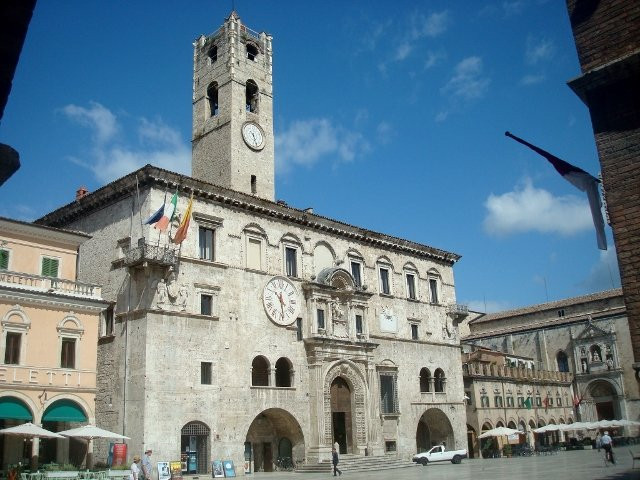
[192,12,275,201]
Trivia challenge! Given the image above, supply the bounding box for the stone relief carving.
[155,276,191,312]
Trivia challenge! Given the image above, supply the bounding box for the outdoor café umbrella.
[0,422,64,438]
[0,423,64,470]
[478,426,521,438]
[58,425,130,468]
[533,424,561,434]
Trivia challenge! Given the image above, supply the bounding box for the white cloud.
[412,11,449,38]
[376,122,394,144]
[483,179,593,236]
[62,102,190,183]
[61,102,118,145]
[579,248,621,291]
[503,0,525,16]
[520,74,545,86]
[526,35,555,64]
[394,42,412,61]
[424,51,445,69]
[275,118,369,173]
[442,56,490,100]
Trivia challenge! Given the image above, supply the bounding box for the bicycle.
[275,456,295,471]
[603,445,615,466]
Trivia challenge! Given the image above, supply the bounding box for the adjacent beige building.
[461,289,640,452]
[461,346,574,458]
[36,12,469,474]
[0,217,107,468]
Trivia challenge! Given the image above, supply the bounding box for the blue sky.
[0,1,621,312]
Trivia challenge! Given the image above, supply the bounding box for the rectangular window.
[199,227,215,261]
[103,306,114,336]
[406,273,416,300]
[548,397,553,406]
[247,237,262,270]
[4,332,21,364]
[481,396,490,407]
[355,314,363,334]
[384,441,396,453]
[41,257,59,277]
[411,324,418,340]
[285,247,297,277]
[350,261,362,288]
[60,338,76,369]
[557,397,562,407]
[429,278,438,303]
[465,391,472,406]
[201,362,212,384]
[201,294,213,316]
[379,267,390,295]
[0,249,8,270]
[517,396,524,407]
[317,309,325,330]
[494,396,503,407]
[506,396,514,407]
[535,397,542,407]
[558,309,565,317]
[379,373,398,414]
[296,318,303,341]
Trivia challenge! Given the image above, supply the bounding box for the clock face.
[263,276,300,326]
[242,122,265,150]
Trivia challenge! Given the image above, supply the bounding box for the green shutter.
[0,249,8,270]
[41,257,59,277]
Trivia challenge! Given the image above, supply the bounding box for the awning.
[0,397,33,420]
[42,400,87,422]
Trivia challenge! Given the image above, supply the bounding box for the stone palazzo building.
[461,289,640,433]
[36,12,468,473]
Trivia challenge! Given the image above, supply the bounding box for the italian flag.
[155,191,178,231]
[172,194,193,244]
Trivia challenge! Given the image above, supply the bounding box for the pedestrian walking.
[141,449,153,480]
[601,431,615,464]
[130,456,141,480]
[332,448,342,476]
[595,432,602,452]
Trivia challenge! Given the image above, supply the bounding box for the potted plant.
[502,444,513,457]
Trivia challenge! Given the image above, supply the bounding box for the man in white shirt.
[600,431,615,464]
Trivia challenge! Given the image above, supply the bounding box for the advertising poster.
[222,460,236,478]
[212,460,224,478]
[243,461,251,474]
[112,443,128,466]
[157,462,171,480]
[170,461,183,480]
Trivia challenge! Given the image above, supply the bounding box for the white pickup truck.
[412,445,468,465]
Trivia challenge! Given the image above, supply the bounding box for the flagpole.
[136,175,144,242]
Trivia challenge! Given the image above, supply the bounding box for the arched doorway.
[323,362,367,455]
[466,425,477,459]
[588,380,620,420]
[416,408,454,452]
[0,396,34,469]
[480,422,495,458]
[245,408,304,472]
[331,377,351,454]
[41,398,88,467]
[180,421,210,474]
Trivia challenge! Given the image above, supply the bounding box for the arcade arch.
[245,408,304,472]
[415,408,454,453]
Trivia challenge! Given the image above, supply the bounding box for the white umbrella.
[559,421,599,432]
[533,424,561,434]
[58,425,129,469]
[0,422,64,438]
[479,426,522,438]
[57,424,129,440]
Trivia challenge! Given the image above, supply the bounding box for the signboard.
[222,461,236,478]
[170,461,183,480]
[157,462,170,480]
[112,443,128,467]
[212,461,224,478]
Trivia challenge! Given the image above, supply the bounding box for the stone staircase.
[295,454,418,473]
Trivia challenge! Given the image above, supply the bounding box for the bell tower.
[192,12,275,201]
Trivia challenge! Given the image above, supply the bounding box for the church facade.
[37,13,468,473]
